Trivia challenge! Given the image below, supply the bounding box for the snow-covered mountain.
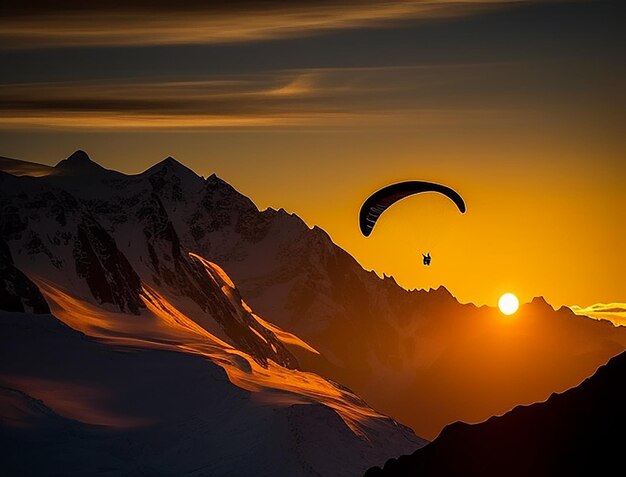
[0,151,426,476]
[0,150,297,366]
[2,150,625,446]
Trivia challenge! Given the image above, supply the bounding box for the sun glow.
[498,293,519,315]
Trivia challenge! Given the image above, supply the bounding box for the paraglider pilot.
[422,253,431,266]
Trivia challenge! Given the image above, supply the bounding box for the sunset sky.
[1,0,623,307]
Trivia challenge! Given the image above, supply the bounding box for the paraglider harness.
[422,253,431,266]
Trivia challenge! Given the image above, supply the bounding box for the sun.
[498,293,519,315]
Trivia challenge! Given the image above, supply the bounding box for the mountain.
[0,310,423,477]
[0,153,297,366]
[55,149,114,174]
[2,151,625,444]
[0,152,426,476]
[127,155,626,439]
[365,348,626,476]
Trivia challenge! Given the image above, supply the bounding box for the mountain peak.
[55,150,107,173]
[160,156,183,169]
[143,156,199,179]
[430,285,452,297]
[66,149,90,162]
[205,172,225,185]
[142,156,204,199]
[529,296,553,310]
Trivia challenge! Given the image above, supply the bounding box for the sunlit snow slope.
[0,151,425,476]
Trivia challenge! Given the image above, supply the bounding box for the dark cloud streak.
[0,1,531,49]
[1,2,621,84]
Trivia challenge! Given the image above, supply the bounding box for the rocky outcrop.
[0,238,49,314]
[74,217,144,314]
[0,151,298,368]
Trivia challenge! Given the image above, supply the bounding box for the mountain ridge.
[0,148,428,474]
[2,151,625,441]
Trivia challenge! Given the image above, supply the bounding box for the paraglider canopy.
[359,181,466,237]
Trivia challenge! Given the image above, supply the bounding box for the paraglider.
[358,180,466,238]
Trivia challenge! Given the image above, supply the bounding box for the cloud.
[570,303,626,327]
[3,57,611,131]
[0,1,530,49]
[0,73,354,128]
[0,66,523,129]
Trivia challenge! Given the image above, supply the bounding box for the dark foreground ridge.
[365,350,626,476]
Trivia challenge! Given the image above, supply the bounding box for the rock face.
[364,349,626,476]
[0,238,49,314]
[0,152,297,368]
[74,217,144,314]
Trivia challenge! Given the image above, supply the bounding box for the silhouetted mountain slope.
[365,349,626,476]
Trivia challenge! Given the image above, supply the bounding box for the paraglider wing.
[359,181,466,237]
